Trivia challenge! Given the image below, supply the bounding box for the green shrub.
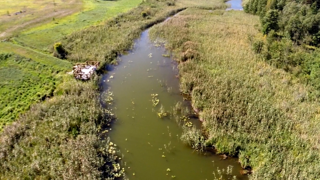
[53,42,67,59]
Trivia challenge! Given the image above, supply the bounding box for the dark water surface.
[100,30,247,180]
[226,0,243,10]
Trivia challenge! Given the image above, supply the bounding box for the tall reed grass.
[0,77,124,179]
[150,7,320,179]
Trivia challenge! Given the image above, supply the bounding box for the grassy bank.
[0,78,124,179]
[61,0,187,65]
[150,7,320,179]
[0,0,200,178]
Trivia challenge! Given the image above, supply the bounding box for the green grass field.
[12,0,142,51]
[0,0,83,38]
[0,0,142,129]
[0,43,71,130]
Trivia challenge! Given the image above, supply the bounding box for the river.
[226,0,243,10]
[100,27,248,179]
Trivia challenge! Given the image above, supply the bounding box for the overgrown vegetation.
[0,78,124,179]
[0,52,71,131]
[150,7,320,179]
[244,0,320,95]
[0,0,198,178]
[61,0,188,66]
[5,0,320,178]
[245,0,320,46]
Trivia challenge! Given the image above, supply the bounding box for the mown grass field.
[150,6,320,179]
[11,0,143,51]
[61,0,186,65]
[0,0,143,129]
[0,0,83,38]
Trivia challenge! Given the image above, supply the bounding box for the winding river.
[100,29,247,179]
[100,1,246,179]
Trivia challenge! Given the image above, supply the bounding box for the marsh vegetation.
[2,0,320,179]
[150,4,320,179]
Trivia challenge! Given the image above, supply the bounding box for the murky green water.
[100,30,247,180]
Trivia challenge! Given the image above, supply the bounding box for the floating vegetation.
[151,93,160,107]
[102,90,114,104]
[184,121,193,127]
[157,105,168,118]
[148,53,153,58]
[162,53,170,57]
[181,115,189,122]
[102,129,109,134]
[111,163,125,178]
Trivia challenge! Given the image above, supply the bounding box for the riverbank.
[0,0,228,179]
[0,0,143,130]
[149,7,320,179]
[3,0,318,179]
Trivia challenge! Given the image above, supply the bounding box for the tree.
[262,10,279,34]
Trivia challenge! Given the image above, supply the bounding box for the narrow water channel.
[226,0,243,10]
[100,29,247,180]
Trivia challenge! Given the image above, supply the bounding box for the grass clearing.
[150,7,320,179]
[0,42,71,131]
[12,0,142,51]
[0,0,83,38]
[0,47,72,131]
[0,42,71,69]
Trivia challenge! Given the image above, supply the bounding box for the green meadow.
[0,43,71,130]
[12,0,143,51]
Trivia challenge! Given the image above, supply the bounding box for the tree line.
[245,0,320,96]
[245,0,320,46]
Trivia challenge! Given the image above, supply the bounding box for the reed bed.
[0,77,124,179]
[150,8,320,179]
